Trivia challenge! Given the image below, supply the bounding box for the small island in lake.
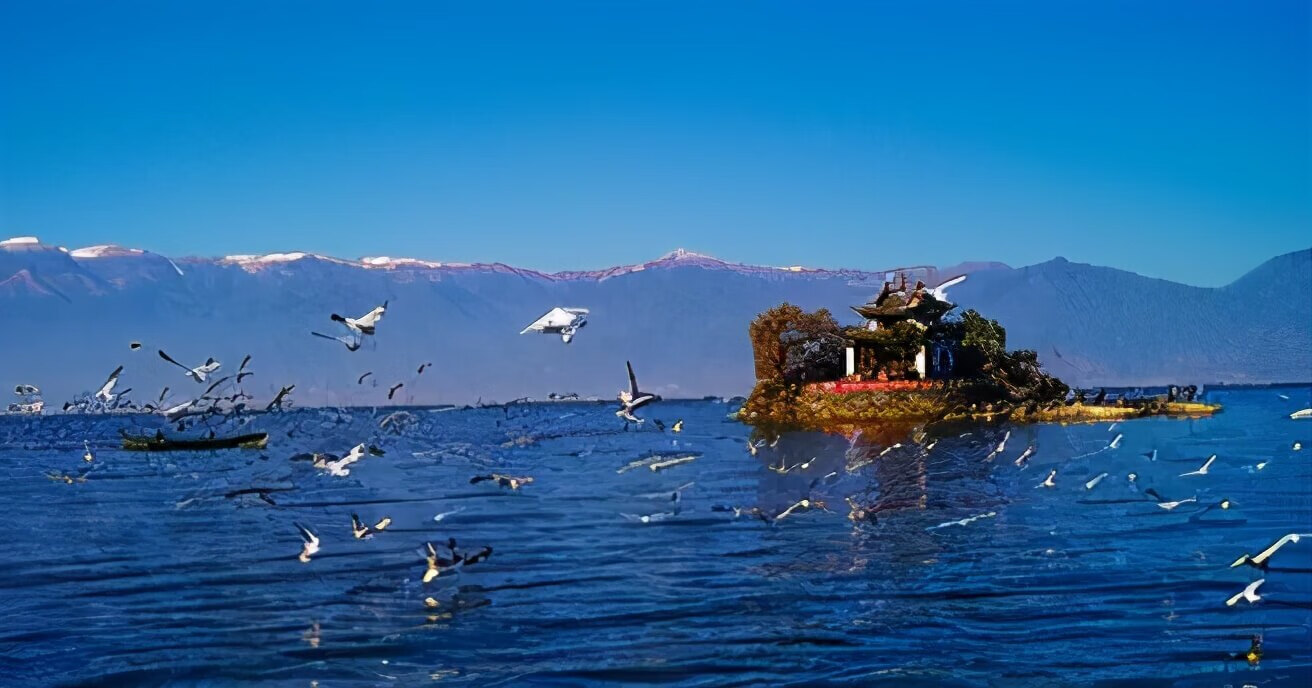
[741,273,1220,429]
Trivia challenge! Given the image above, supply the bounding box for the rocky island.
[740,274,1220,430]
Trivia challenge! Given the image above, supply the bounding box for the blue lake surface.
[2,388,1311,687]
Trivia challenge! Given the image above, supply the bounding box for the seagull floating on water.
[1038,470,1057,488]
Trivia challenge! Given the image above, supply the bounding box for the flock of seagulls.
[25,293,1310,670]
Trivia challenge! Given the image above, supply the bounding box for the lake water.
[2,388,1310,687]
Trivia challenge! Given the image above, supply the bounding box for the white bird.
[95,365,124,403]
[1179,454,1216,477]
[1013,445,1035,468]
[520,307,589,343]
[295,523,320,563]
[615,361,659,422]
[82,441,94,463]
[878,443,903,458]
[158,350,220,383]
[774,498,825,523]
[746,439,765,456]
[1231,534,1307,570]
[1156,497,1197,510]
[1225,579,1265,607]
[1085,472,1108,490]
[1107,423,1118,432]
[929,274,967,304]
[986,431,1011,461]
[1038,469,1057,488]
[1108,433,1123,449]
[1290,408,1312,420]
[314,443,381,477]
[1294,442,1302,451]
[331,301,387,335]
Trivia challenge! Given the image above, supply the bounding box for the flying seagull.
[616,361,660,423]
[129,341,142,350]
[1179,454,1217,477]
[295,523,320,563]
[311,330,361,351]
[985,430,1011,461]
[1084,472,1108,490]
[82,441,94,463]
[1156,496,1197,511]
[1231,534,1307,571]
[388,383,403,400]
[314,443,383,477]
[158,349,221,383]
[1038,469,1057,488]
[1225,579,1265,607]
[357,372,373,385]
[520,307,589,343]
[95,365,124,403]
[266,385,295,411]
[331,301,387,335]
[929,274,967,304]
[417,362,431,374]
[1013,445,1035,468]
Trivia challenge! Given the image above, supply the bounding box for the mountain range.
[2,236,1308,407]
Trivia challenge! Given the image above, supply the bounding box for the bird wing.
[1202,455,1216,471]
[358,372,372,384]
[98,366,124,396]
[295,523,318,545]
[238,355,251,372]
[201,376,231,398]
[356,303,386,328]
[157,349,193,372]
[1254,534,1300,563]
[626,361,640,396]
[521,307,570,333]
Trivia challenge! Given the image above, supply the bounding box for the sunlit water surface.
[2,388,1311,687]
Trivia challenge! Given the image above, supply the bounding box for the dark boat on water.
[120,429,269,452]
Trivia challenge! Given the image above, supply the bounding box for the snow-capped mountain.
[1,236,1307,406]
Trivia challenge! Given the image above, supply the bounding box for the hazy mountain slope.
[1,239,1307,406]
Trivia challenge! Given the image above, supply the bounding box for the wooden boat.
[120,429,269,451]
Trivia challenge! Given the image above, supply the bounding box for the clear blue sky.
[1,1,1307,286]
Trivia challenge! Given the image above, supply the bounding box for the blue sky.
[1,1,1307,286]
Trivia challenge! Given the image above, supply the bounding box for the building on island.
[843,273,956,382]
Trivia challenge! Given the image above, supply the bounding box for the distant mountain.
[1,236,1307,407]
